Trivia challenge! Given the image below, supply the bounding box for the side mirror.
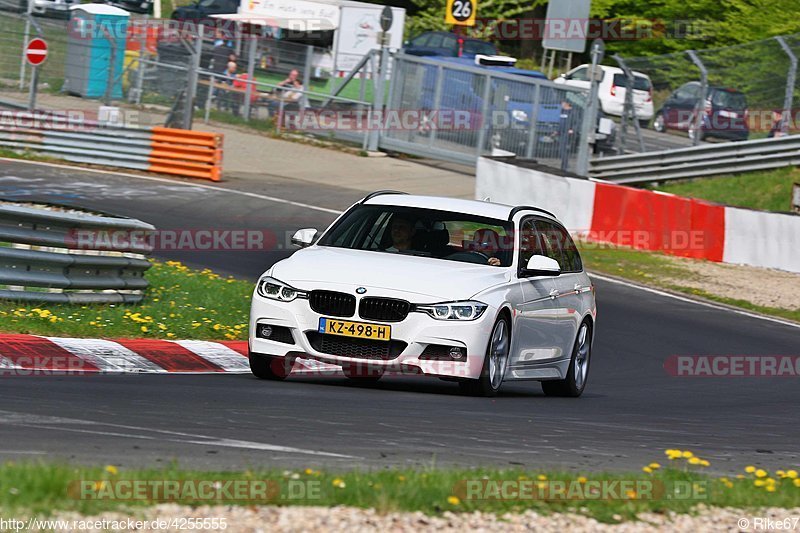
[291,228,318,248]
[521,254,560,277]
[559,73,567,78]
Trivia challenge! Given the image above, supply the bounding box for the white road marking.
[175,340,251,372]
[44,338,166,373]
[589,272,800,330]
[0,410,358,459]
[0,157,341,214]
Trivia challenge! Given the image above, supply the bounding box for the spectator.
[768,109,786,138]
[219,61,241,116]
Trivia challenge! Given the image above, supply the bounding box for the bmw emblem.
[356,287,367,294]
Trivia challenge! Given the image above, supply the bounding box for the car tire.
[541,320,592,397]
[652,112,666,132]
[459,315,510,397]
[249,353,292,380]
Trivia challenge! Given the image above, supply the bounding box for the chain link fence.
[615,33,800,153]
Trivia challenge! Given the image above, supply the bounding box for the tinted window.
[535,221,582,272]
[441,35,457,53]
[518,218,545,267]
[711,90,747,109]
[410,34,430,47]
[569,67,588,81]
[463,40,497,56]
[426,34,444,48]
[318,205,513,266]
[612,73,651,91]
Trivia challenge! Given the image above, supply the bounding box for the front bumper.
[249,294,496,379]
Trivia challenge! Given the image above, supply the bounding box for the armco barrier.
[476,157,800,273]
[0,203,155,303]
[0,111,223,181]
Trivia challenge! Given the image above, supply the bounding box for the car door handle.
[549,289,560,299]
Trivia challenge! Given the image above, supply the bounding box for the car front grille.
[306,332,406,360]
[309,290,356,317]
[358,297,411,322]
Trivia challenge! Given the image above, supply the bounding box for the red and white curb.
[0,334,339,375]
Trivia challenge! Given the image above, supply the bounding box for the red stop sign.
[25,38,48,66]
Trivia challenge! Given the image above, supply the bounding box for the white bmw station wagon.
[249,192,596,397]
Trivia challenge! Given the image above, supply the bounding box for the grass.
[0,261,252,340]
[1,451,798,522]
[652,166,800,212]
[577,241,800,323]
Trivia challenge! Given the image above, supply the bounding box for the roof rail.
[361,190,409,203]
[508,205,557,219]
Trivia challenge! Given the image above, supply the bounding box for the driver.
[385,216,415,252]
[471,229,502,266]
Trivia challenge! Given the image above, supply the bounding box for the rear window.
[711,90,747,109]
[463,40,497,56]
[612,74,651,91]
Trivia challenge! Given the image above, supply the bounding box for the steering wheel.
[445,251,490,264]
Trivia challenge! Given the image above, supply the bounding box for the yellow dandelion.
[777,470,786,478]
[688,457,701,465]
[786,470,798,479]
[745,466,756,474]
[447,495,461,505]
[648,463,661,470]
[626,490,637,499]
[681,451,694,459]
[332,478,346,489]
[537,474,547,481]
[577,476,588,484]
[793,479,800,488]
[642,467,653,474]
[104,465,118,475]
[755,469,768,478]
[754,480,766,487]
[398,475,406,482]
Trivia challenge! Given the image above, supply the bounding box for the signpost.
[25,37,48,112]
[445,0,476,26]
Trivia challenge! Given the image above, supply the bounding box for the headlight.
[256,276,306,302]
[511,109,528,122]
[415,300,488,321]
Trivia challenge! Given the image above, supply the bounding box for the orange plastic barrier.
[148,128,223,181]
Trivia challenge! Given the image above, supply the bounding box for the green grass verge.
[0,261,252,340]
[1,456,799,522]
[653,166,800,212]
[577,242,800,323]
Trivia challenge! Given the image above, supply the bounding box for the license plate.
[318,318,391,341]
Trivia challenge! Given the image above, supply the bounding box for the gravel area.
[664,257,800,312]
[33,505,800,532]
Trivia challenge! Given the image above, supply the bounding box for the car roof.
[571,64,650,79]
[424,56,546,78]
[362,193,555,221]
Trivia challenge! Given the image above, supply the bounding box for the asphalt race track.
[0,160,798,472]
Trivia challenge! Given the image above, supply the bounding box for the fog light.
[259,325,273,338]
[449,347,464,360]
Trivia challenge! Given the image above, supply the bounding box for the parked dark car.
[403,31,497,58]
[171,0,237,22]
[653,82,749,141]
[106,0,152,14]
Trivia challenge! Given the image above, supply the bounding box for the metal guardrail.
[0,203,154,304]
[0,103,223,181]
[590,135,800,184]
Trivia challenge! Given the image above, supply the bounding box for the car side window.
[410,34,430,47]
[569,67,588,81]
[426,34,444,48]
[518,218,544,267]
[535,220,582,272]
[441,35,457,52]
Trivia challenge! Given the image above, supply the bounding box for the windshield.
[317,205,514,266]
[463,40,497,56]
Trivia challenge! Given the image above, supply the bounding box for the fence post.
[427,64,444,148]
[775,36,797,137]
[524,83,541,158]
[182,25,203,131]
[204,73,215,123]
[475,73,492,157]
[612,53,646,153]
[103,29,118,106]
[243,36,257,121]
[368,44,389,152]
[133,17,148,105]
[576,40,603,176]
[686,50,707,146]
[302,44,313,109]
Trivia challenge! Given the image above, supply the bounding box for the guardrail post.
[686,50,707,147]
[775,36,797,137]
